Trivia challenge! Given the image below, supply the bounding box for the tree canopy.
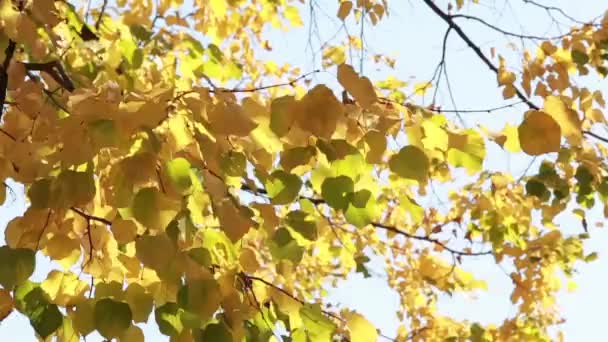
[0,0,607,341]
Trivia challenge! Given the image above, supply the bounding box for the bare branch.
[451,14,569,40]
[70,207,113,226]
[0,40,16,121]
[583,130,608,144]
[212,70,321,93]
[240,184,492,257]
[420,0,540,111]
[522,0,601,27]
[95,0,108,30]
[23,61,75,92]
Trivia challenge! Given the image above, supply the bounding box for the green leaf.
[94,298,133,339]
[265,170,302,205]
[180,279,221,321]
[354,255,371,278]
[345,190,377,228]
[333,153,367,180]
[132,187,180,231]
[389,146,429,182]
[51,170,96,208]
[280,146,316,172]
[28,178,52,209]
[0,247,35,289]
[571,50,589,66]
[14,283,63,338]
[321,176,354,210]
[300,304,336,341]
[286,210,318,241]
[270,228,304,264]
[14,281,39,313]
[165,158,193,193]
[155,303,184,337]
[89,119,119,148]
[526,179,550,201]
[187,248,213,268]
[220,151,247,177]
[30,303,63,338]
[201,322,233,342]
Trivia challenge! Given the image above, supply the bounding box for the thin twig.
[35,210,52,251]
[240,184,492,257]
[451,14,570,40]
[212,70,321,93]
[522,0,601,26]
[583,130,608,144]
[420,0,539,111]
[70,207,113,226]
[244,274,343,321]
[95,0,108,30]
[0,39,16,120]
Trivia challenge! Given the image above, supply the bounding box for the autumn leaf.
[518,110,561,155]
[337,63,378,109]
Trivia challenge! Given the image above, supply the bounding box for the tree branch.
[240,184,492,257]
[212,70,321,93]
[95,0,108,30]
[24,61,75,92]
[70,207,113,226]
[583,130,608,144]
[522,0,601,27]
[420,0,539,110]
[0,40,16,121]
[451,14,569,41]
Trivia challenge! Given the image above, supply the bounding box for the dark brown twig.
[95,0,108,30]
[0,40,16,120]
[451,14,570,40]
[240,184,492,257]
[421,0,539,111]
[583,130,608,144]
[23,61,75,92]
[211,70,321,93]
[70,207,113,226]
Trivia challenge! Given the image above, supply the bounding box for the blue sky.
[1,0,608,340]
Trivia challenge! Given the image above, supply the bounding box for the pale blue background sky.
[1,0,607,340]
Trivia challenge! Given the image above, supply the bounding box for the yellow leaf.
[518,111,561,155]
[413,82,431,96]
[345,311,378,342]
[543,96,582,145]
[497,70,516,86]
[41,270,89,307]
[125,283,153,323]
[44,234,82,269]
[337,1,353,20]
[210,0,228,17]
[421,120,448,151]
[337,64,377,109]
[284,5,303,27]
